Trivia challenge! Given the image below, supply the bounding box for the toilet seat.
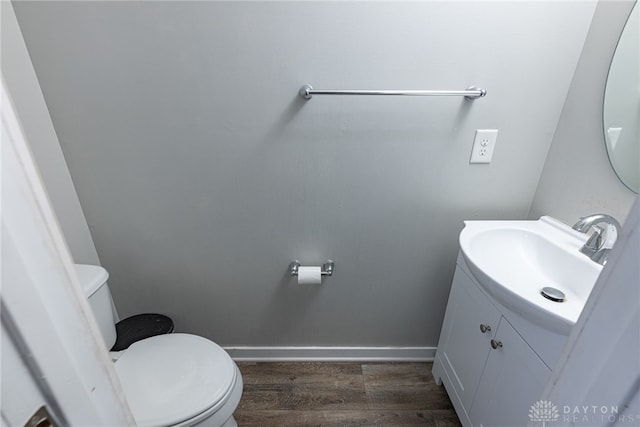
[114,333,236,427]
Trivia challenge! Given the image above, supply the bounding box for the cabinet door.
[469,318,550,427]
[436,266,502,409]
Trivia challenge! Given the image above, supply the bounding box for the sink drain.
[541,287,566,302]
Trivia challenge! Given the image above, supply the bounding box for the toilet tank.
[75,264,117,350]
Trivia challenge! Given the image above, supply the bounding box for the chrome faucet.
[572,214,622,265]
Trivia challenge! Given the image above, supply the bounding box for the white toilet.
[76,264,243,427]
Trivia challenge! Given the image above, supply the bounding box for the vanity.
[432,217,603,427]
[434,3,638,420]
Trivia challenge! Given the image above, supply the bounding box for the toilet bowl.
[75,264,243,427]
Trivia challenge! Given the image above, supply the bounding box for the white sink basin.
[459,216,603,335]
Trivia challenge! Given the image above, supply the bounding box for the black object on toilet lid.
[111,313,174,351]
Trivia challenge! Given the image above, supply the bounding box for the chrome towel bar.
[298,84,486,100]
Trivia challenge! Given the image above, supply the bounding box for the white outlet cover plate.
[470,129,498,164]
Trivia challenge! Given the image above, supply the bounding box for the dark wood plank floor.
[234,362,461,427]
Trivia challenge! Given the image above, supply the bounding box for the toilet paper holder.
[289,260,334,277]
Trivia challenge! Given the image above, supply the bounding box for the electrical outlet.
[470,129,498,164]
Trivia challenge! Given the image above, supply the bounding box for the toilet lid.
[114,333,236,427]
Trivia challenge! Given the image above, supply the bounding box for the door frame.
[1,76,134,426]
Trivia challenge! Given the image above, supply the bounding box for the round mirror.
[603,2,639,193]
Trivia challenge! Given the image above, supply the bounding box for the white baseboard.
[224,346,436,362]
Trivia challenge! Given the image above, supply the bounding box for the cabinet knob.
[480,324,491,333]
[490,339,503,349]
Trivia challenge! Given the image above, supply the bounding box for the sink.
[459,216,603,335]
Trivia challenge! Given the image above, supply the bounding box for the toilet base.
[221,417,237,427]
[175,364,243,427]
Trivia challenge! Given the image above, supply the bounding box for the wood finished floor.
[234,362,461,427]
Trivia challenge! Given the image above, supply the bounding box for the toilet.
[76,264,243,427]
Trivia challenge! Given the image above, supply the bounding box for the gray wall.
[1,2,100,265]
[529,0,637,226]
[13,1,595,347]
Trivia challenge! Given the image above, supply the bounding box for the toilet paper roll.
[297,266,322,285]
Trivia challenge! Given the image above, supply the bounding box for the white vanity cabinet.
[433,264,501,415]
[468,317,550,426]
[433,257,552,427]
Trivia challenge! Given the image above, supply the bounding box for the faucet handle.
[573,214,621,266]
[600,223,618,249]
[579,224,617,263]
[589,225,617,265]
[581,225,603,255]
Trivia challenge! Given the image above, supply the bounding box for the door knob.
[480,324,491,333]
[490,339,503,349]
